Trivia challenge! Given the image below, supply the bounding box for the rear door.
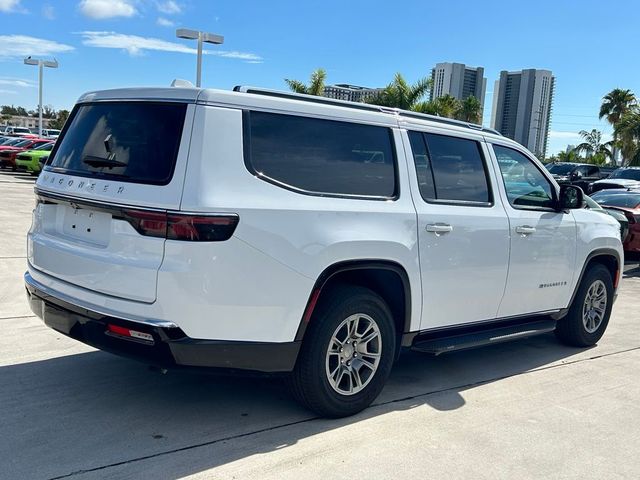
[404,128,510,329]
[29,101,194,303]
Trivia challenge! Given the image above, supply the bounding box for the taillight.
[122,209,167,238]
[121,209,238,241]
[167,214,239,241]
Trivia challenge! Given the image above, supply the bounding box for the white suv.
[25,86,623,417]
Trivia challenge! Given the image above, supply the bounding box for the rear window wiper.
[82,155,127,168]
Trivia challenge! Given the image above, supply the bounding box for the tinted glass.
[48,102,187,185]
[423,133,490,203]
[586,166,599,176]
[34,143,54,151]
[591,191,640,208]
[547,163,575,174]
[610,168,640,180]
[494,145,555,209]
[408,131,435,199]
[247,111,396,197]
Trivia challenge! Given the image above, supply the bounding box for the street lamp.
[24,56,58,137]
[176,28,224,88]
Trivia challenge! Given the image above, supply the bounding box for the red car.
[591,189,640,260]
[0,138,51,171]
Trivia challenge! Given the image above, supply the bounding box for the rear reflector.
[121,209,238,241]
[107,324,154,343]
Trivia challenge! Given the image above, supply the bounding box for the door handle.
[426,223,453,234]
[515,225,536,235]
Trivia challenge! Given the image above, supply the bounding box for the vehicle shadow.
[0,332,591,479]
[0,170,38,182]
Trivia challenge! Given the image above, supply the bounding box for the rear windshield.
[48,102,187,185]
[546,164,575,175]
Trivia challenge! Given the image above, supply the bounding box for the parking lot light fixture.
[23,56,58,137]
[176,28,224,88]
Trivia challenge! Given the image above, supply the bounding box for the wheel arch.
[295,260,412,352]
[555,248,621,319]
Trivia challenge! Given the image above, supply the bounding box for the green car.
[15,142,54,175]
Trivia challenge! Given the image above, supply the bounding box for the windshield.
[591,191,640,209]
[609,169,640,180]
[13,139,32,147]
[546,164,575,175]
[48,102,187,185]
[34,142,53,151]
[13,127,30,134]
[3,138,24,146]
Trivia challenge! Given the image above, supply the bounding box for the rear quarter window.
[245,111,397,199]
[47,102,187,185]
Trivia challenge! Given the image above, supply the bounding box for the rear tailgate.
[29,100,195,303]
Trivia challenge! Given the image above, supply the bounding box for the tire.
[288,285,396,418]
[555,264,614,347]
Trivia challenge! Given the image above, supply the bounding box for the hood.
[592,178,640,187]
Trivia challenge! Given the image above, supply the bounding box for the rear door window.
[409,131,492,205]
[47,102,187,185]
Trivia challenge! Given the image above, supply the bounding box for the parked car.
[15,142,55,175]
[0,138,51,170]
[545,162,607,192]
[590,167,640,194]
[25,86,623,417]
[584,195,629,242]
[0,137,28,148]
[41,128,61,139]
[1,126,35,137]
[591,189,640,260]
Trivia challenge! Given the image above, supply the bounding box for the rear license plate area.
[62,206,111,246]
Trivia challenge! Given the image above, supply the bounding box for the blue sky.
[0,0,638,155]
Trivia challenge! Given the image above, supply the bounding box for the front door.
[490,143,577,317]
[405,129,510,329]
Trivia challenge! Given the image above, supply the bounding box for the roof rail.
[233,85,501,136]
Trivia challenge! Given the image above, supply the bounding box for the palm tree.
[573,129,613,162]
[433,95,460,119]
[367,73,431,110]
[599,89,637,163]
[615,109,640,166]
[456,96,482,123]
[555,150,580,163]
[284,68,327,96]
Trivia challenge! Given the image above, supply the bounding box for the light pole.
[24,56,58,137]
[176,28,224,87]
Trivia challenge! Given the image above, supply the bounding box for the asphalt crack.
[47,345,640,479]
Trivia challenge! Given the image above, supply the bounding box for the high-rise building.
[429,62,487,116]
[323,84,384,103]
[490,69,555,158]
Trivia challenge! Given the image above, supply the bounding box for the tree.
[455,96,482,123]
[599,89,637,163]
[615,109,640,166]
[573,129,613,162]
[366,73,431,111]
[285,68,327,96]
[555,150,580,163]
[48,109,69,130]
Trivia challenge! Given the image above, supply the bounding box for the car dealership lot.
[1,171,640,480]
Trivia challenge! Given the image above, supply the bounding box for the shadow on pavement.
[0,332,590,479]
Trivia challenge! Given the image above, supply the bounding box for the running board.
[411,319,557,355]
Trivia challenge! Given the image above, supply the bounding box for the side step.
[411,319,557,355]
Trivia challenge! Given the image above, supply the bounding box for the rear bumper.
[25,272,300,373]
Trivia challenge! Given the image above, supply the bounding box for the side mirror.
[558,185,584,211]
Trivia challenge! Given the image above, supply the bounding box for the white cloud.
[0,0,24,13]
[156,0,181,14]
[0,77,35,87]
[79,0,137,19]
[0,35,74,59]
[42,4,55,19]
[79,31,263,62]
[156,17,174,27]
[0,89,17,94]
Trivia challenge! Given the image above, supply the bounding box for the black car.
[546,163,606,192]
[590,167,640,194]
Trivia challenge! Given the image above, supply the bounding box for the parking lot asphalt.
[1,170,640,480]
